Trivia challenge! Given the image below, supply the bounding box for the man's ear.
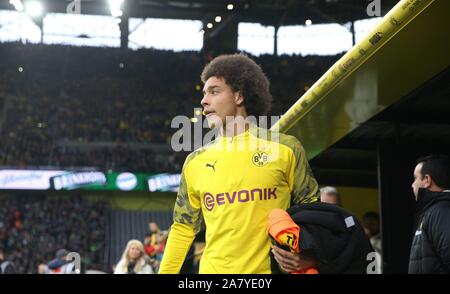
[234,92,244,106]
[423,174,433,189]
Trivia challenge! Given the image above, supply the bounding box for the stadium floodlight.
[215,16,222,23]
[9,0,24,11]
[25,0,44,18]
[227,4,234,10]
[305,19,312,26]
[207,22,213,29]
[109,0,124,18]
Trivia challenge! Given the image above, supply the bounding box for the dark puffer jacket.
[270,202,373,274]
[408,189,450,274]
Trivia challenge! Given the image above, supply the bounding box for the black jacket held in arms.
[270,202,373,274]
[408,189,450,274]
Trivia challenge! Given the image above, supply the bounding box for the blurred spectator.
[320,186,341,206]
[362,211,382,255]
[114,239,153,274]
[145,229,167,273]
[193,242,205,274]
[144,222,158,257]
[45,248,75,274]
[148,222,159,235]
[0,247,16,274]
[181,230,205,274]
[38,263,47,274]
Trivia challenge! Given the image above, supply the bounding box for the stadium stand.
[0,42,338,172]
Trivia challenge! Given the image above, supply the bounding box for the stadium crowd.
[0,42,338,172]
[0,195,107,273]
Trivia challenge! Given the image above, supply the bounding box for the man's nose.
[201,94,209,108]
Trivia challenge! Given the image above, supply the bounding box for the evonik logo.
[203,187,278,211]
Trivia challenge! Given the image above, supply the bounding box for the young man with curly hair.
[159,54,320,274]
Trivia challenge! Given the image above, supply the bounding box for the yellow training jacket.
[159,126,319,274]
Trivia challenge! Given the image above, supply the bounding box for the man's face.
[362,219,379,237]
[320,193,339,205]
[149,222,158,233]
[412,163,431,200]
[201,76,240,129]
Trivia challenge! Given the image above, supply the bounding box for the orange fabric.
[268,208,318,274]
[268,209,300,251]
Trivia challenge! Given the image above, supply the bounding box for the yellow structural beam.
[271,0,450,159]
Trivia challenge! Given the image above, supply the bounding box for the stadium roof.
[0,0,399,25]
[274,0,450,187]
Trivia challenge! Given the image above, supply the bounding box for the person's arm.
[274,136,320,273]
[285,137,320,205]
[428,205,450,272]
[159,159,202,274]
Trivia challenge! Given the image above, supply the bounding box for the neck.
[429,185,444,193]
[219,110,250,137]
[220,121,249,137]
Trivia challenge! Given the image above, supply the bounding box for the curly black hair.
[201,54,272,116]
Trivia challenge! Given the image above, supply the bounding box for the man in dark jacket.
[409,155,450,274]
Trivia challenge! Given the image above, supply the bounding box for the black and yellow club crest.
[252,151,269,167]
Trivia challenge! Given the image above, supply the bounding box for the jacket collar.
[416,188,450,212]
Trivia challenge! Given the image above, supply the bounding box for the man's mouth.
[203,110,215,116]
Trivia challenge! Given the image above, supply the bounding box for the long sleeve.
[159,157,203,273]
[158,223,196,273]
